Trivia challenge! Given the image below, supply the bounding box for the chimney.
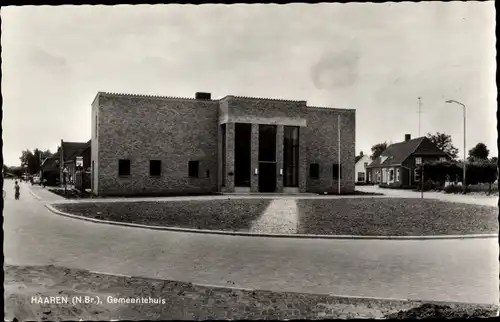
[405,134,411,142]
[195,92,211,100]
[360,151,363,157]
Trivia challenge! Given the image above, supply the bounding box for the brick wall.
[304,108,356,193]
[93,93,356,195]
[95,93,219,196]
[91,96,99,194]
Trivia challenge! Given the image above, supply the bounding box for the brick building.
[91,92,355,196]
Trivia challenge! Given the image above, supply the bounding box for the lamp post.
[445,100,466,194]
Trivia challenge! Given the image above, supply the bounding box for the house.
[366,134,450,188]
[354,151,371,183]
[59,140,91,184]
[91,91,356,196]
[40,152,60,186]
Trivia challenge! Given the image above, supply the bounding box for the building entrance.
[258,124,277,192]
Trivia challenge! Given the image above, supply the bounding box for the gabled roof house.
[366,134,450,187]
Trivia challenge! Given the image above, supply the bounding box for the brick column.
[250,123,259,192]
[276,125,284,193]
[298,126,307,193]
[225,122,235,192]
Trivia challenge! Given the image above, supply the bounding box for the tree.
[468,143,489,161]
[490,156,498,164]
[370,142,388,160]
[426,132,459,159]
[19,148,52,175]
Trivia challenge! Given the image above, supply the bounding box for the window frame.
[118,159,131,176]
[149,160,162,177]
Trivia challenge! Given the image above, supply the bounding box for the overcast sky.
[2,2,496,166]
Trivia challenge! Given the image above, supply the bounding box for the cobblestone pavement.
[249,199,298,234]
[6,265,497,321]
[5,180,498,305]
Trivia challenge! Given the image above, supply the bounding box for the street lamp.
[445,99,467,194]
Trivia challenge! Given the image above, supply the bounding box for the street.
[3,179,499,304]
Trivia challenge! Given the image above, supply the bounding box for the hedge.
[421,160,497,186]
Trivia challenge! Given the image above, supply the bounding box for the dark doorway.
[259,163,276,192]
[235,123,252,187]
[259,124,277,192]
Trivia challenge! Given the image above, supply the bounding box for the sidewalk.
[357,186,498,207]
[27,184,66,202]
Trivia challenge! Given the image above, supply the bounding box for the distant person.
[14,181,20,200]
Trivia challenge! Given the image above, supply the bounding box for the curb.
[45,204,498,240]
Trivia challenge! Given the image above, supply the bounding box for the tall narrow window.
[259,125,277,162]
[396,168,400,182]
[333,163,342,180]
[284,126,299,187]
[118,159,130,176]
[189,161,199,178]
[309,163,319,179]
[221,124,226,186]
[150,160,161,176]
[95,114,98,138]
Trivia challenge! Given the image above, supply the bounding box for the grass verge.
[53,198,497,236]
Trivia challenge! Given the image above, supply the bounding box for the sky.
[1,2,497,167]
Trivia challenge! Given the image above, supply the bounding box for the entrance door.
[259,163,276,192]
[258,124,277,193]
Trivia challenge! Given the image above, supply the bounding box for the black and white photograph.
[2,1,498,320]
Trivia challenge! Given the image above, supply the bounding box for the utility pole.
[418,97,422,137]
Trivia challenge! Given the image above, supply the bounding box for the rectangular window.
[150,160,161,176]
[396,168,400,182]
[95,114,98,138]
[189,161,199,178]
[414,169,421,181]
[283,126,299,187]
[118,159,130,176]
[332,163,342,180]
[309,163,319,179]
[415,157,422,165]
[259,125,277,162]
[364,162,368,169]
[439,157,446,162]
[389,169,394,181]
[368,171,372,182]
[357,172,365,182]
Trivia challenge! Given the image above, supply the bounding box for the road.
[4,179,499,304]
